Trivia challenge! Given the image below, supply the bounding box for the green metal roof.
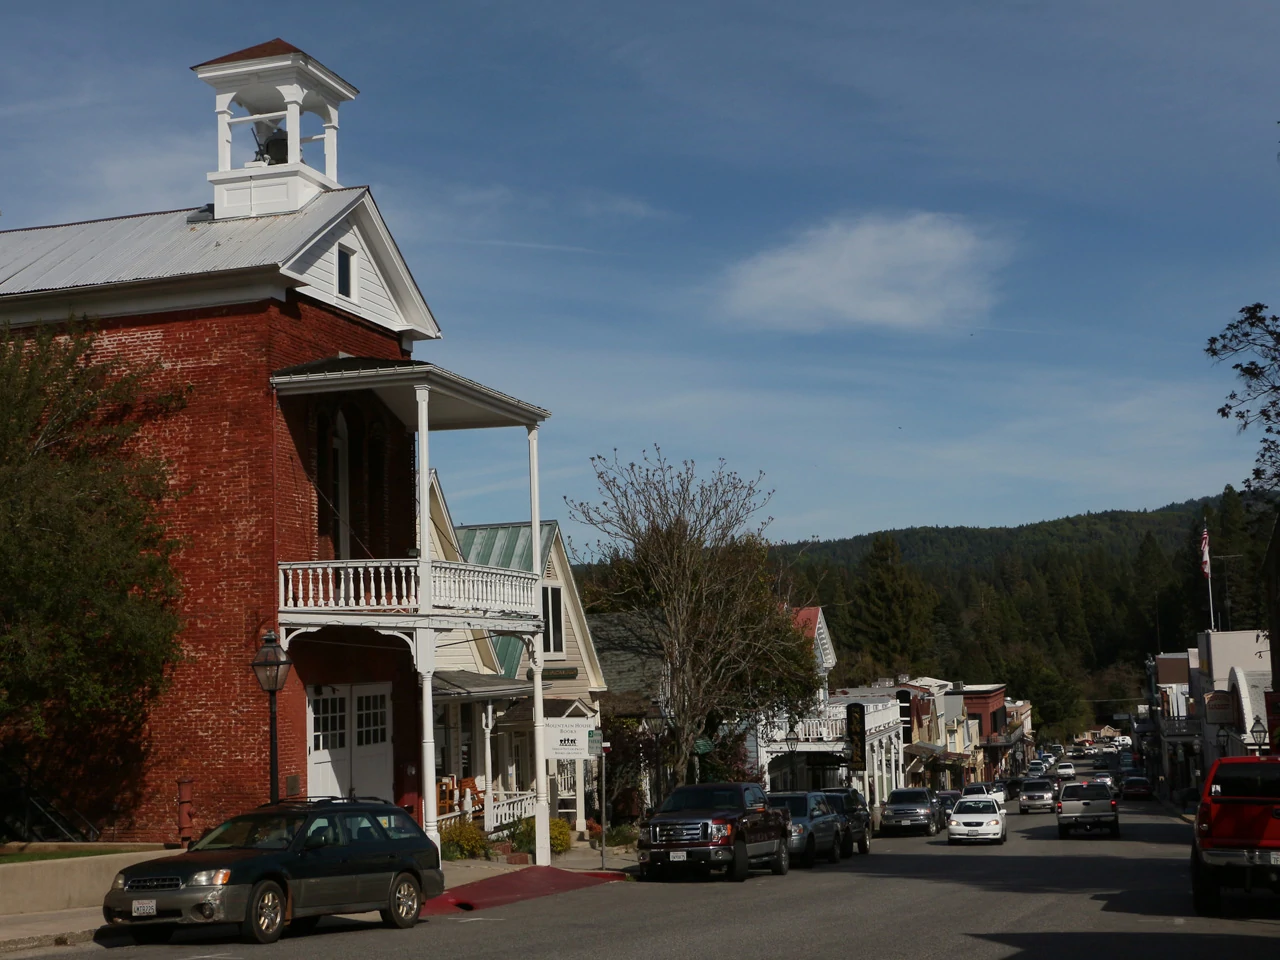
[492,634,526,680]
[456,521,558,574]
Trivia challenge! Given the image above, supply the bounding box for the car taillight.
[1196,802,1212,839]
[1110,799,1116,809]
[1056,802,1062,814]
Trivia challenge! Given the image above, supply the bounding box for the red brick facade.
[78,292,416,841]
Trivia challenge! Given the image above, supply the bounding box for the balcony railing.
[279,559,539,618]
[761,711,847,745]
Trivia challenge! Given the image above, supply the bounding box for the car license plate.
[967,830,980,836]
[131,900,157,918]
[669,851,686,862]
[1270,851,1280,866]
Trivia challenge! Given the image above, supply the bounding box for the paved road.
[14,799,1280,960]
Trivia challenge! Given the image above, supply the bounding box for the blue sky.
[2,1,1276,545]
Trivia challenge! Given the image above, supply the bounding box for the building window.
[355,694,387,747]
[337,247,354,299]
[541,586,564,656]
[312,696,347,751]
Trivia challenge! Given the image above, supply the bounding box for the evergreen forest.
[775,488,1277,740]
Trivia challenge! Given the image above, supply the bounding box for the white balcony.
[279,558,539,619]
[761,708,848,747]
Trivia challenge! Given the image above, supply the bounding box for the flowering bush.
[440,819,490,859]
[508,816,573,855]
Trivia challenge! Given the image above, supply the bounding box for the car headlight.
[790,824,805,836]
[708,822,732,841]
[948,819,959,827]
[986,819,1001,826]
[112,873,126,890]
[190,869,231,887]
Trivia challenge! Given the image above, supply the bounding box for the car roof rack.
[255,795,393,809]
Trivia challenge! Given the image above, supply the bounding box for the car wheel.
[801,837,816,868]
[726,840,750,882]
[997,829,1006,845]
[858,830,871,855]
[289,916,321,936]
[1191,855,1223,917]
[381,872,421,928]
[826,834,840,863]
[130,925,174,945]
[241,879,286,945]
[926,819,937,837]
[770,839,790,876]
[840,829,854,858]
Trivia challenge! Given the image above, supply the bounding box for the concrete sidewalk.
[0,858,530,955]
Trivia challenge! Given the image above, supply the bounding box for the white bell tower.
[192,40,358,219]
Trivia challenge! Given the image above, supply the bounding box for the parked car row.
[102,797,443,945]
[637,782,873,881]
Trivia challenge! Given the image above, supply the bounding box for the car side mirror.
[304,832,327,850]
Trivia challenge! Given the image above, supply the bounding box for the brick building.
[0,40,571,859]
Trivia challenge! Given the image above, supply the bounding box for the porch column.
[574,757,586,834]
[416,627,439,842]
[482,700,495,833]
[528,424,551,866]
[415,385,432,613]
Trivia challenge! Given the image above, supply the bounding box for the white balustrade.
[431,560,539,616]
[488,790,537,829]
[761,714,847,744]
[437,809,466,830]
[278,558,540,618]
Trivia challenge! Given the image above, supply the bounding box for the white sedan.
[947,798,1006,845]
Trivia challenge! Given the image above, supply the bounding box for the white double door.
[307,683,394,802]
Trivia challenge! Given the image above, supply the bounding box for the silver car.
[1018,778,1055,814]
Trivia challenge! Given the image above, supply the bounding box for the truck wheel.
[1057,825,1068,840]
[858,830,871,855]
[1110,822,1120,839]
[770,840,789,875]
[641,863,664,882]
[1191,855,1222,916]
[926,819,938,837]
[241,879,286,945]
[726,840,750,882]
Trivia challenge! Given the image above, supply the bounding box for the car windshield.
[1023,780,1052,791]
[768,796,809,818]
[192,813,308,850]
[659,787,742,812]
[824,794,847,813]
[888,790,930,805]
[1124,778,1150,786]
[1209,763,1280,799]
[963,785,988,795]
[954,800,997,814]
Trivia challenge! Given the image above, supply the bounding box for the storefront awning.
[903,741,946,759]
[432,670,537,702]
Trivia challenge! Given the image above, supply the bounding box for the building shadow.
[973,932,1280,960]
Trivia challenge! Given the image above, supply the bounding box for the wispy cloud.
[575,190,673,222]
[720,212,1011,332]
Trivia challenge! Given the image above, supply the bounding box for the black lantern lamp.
[785,726,800,789]
[252,630,293,803]
[1250,716,1269,752]
[1216,726,1230,756]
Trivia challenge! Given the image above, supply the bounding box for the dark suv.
[822,787,872,856]
[638,782,790,881]
[102,798,443,944]
[880,788,945,836]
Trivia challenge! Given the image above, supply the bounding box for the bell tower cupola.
[192,39,358,219]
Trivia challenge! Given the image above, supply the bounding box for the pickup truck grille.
[652,822,705,843]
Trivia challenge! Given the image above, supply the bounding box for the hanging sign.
[544,718,594,760]
[1205,692,1234,726]
[846,703,866,772]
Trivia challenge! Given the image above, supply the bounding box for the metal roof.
[0,188,366,299]
[456,521,558,574]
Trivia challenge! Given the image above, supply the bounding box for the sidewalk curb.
[0,926,100,956]
[1158,796,1195,825]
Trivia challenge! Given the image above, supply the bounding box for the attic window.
[337,247,355,300]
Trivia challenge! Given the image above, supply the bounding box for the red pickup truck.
[1191,755,1280,915]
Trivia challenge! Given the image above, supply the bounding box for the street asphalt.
[10,796,1280,960]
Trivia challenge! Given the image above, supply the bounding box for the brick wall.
[78,293,411,841]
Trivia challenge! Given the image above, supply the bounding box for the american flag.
[1201,526,1211,579]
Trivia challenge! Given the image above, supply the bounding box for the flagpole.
[1203,522,1215,632]
[1207,565,1215,631]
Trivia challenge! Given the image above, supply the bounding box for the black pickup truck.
[637,782,790,882]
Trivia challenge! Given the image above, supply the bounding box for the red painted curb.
[421,866,623,916]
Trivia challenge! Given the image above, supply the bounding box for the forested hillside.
[775,487,1277,739]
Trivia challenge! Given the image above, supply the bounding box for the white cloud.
[720,212,1010,332]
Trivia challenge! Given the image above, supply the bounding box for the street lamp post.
[1216,726,1230,759]
[251,630,293,804]
[785,727,800,790]
[1250,716,1268,754]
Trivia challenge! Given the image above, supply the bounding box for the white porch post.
[415,385,432,612]
[574,758,586,834]
[482,701,495,833]
[528,424,551,866]
[417,628,439,842]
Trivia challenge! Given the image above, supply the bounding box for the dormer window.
[337,247,355,300]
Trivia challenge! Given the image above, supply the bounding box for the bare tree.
[568,448,817,789]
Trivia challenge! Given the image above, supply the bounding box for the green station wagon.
[102,798,443,944]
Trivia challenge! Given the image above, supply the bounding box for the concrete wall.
[0,850,180,916]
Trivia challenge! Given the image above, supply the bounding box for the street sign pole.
[600,744,607,871]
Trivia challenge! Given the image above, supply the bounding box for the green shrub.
[605,822,638,847]
[440,819,490,859]
[505,816,572,855]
